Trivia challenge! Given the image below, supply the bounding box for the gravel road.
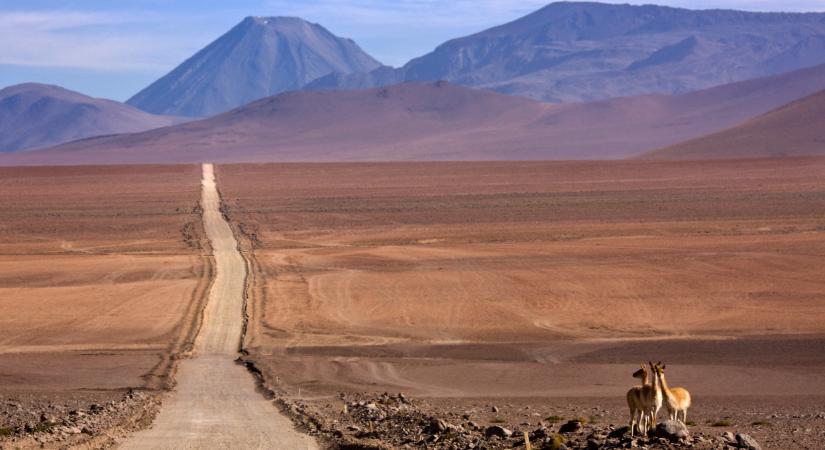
[118,164,317,449]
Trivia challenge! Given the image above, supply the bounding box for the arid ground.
[0,165,210,446]
[3,160,825,449]
[218,158,825,448]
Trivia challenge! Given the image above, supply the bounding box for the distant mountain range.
[127,16,381,117]
[5,1,825,163]
[645,88,825,160]
[120,2,825,117]
[7,63,825,165]
[0,83,184,153]
[307,2,825,103]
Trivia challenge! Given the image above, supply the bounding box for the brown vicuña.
[626,363,658,435]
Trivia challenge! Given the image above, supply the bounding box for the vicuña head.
[632,363,647,384]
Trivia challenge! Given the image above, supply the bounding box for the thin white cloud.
[266,0,825,22]
[265,0,550,28]
[0,10,205,71]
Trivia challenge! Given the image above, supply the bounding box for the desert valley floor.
[0,165,210,446]
[2,158,825,449]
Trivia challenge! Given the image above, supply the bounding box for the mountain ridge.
[307,1,825,102]
[7,62,825,165]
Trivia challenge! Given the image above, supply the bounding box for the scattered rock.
[720,431,736,443]
[531,426,550,440]
[559,419,583,434]
[608,426,629,438]
[654,420,689,441]
[736,433,762,450]
[484,425,512,439]
[427,418,449,433]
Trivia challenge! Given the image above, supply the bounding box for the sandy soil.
[0,165,210,447]
[217,158,825,448]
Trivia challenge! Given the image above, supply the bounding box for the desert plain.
[2,158,825,449]
[217,158,825,448]
[0,165,209,445]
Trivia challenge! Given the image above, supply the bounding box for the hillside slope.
[643,89,825,160]
[5,61,825,165]
[0,83,184,153]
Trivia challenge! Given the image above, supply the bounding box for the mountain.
[0,83,185,153]
[127,16,382,117]
[7,63,825,166]
[643,89,825,160]
[308,2,825,102]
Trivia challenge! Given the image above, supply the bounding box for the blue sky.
[2,0,825,101]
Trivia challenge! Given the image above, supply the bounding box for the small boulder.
[559,420,583,434]
[530,426,549,440]
[484,425,513,439]
[720,431,736,443]
[736,433,762,450]
[426,418,449,434]
[608,426,629,438]
[654,420,689,441]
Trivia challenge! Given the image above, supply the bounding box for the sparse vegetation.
[751,420,771,426]
[32,422,53,433]
[545,415,564,423]
[546,434,564,450]
[685,420,696,426]
[489,417,506,424]
[711,419,732,427]
[0,427,14,437]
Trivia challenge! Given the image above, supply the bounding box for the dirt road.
[119,164,316,449]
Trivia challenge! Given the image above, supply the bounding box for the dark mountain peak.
[127,16,382,117]
[239,16,323,32]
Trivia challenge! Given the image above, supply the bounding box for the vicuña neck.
[658,371,673,397]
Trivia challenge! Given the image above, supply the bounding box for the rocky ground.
[0,389,160,449]
[3,368,824,449]
[274,391,825,450]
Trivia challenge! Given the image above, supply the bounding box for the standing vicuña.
[626,363,660,435]
[654,363,691,423]
[645,361,663,427]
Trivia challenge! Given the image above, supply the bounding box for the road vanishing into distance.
[119,164,317,449]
